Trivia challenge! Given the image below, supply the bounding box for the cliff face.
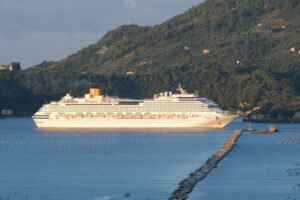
[1,0,300,115]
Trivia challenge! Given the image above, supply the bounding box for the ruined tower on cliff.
[0,62,21,72]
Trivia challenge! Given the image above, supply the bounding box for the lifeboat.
[116,114,124,119]
[75,114,84,119]
[125,115,133,119]
[153,115,160,119]
[134,114,143,119]
[107,115,115,119]
[66,114,74,119]
[181,115,188,119]
[96,114,105,119]
[170,114,177,119]
[162,115,170,119]
[144,115,151,119]
[173,115,180,119]
[85,114,93,119]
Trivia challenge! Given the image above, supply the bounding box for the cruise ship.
[33,85,237,128]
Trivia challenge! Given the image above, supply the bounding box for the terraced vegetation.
[0,0,300,116]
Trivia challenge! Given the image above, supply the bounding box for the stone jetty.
[169,129,243,200]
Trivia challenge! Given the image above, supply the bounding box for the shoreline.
[243,119,300,123]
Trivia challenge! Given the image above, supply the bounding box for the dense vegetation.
[1,0,300,117]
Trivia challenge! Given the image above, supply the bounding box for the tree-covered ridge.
[1,0,300,117]
[27,0,300,74]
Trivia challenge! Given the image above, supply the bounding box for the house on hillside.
[0,62,21,72]
[126,71,135,75]
[293,111,300,120]
[1,109,14,116]
[249,114,266,120]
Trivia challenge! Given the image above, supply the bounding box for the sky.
[0,0,203,69]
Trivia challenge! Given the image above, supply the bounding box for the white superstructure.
[33,85,237,128]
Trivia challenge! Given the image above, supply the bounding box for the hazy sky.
[0,0,203,69]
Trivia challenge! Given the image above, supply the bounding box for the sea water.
[0,118,233,200]
[0,118,299,200]
[189,122,300,200]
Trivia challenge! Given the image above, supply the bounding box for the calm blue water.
[0,117,236,200]
[189,122,300,200]
[0,118,299,200]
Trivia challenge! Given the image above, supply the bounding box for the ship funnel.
[90,88,100,98]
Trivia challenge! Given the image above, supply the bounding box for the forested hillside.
[1,0,300,116]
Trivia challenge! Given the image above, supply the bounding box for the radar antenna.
[176,83,186,94]
[44,96,48,104]
[178,83,182,90]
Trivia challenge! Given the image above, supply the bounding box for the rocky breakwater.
[169,129,243,200]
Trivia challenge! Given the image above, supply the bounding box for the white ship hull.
[33,86,237,129]
[33,115,236,129]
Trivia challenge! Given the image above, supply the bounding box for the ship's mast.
[176,83,187,95]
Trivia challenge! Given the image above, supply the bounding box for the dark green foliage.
[1,0,300,115]
[270,104,296,118]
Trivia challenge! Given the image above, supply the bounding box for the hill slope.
[2,0,300,116]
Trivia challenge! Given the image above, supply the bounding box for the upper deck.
[52,84,218,107]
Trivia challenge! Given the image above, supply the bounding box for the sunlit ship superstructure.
[33,85,236,128]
